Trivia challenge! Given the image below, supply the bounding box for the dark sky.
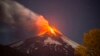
[15,0,99,44]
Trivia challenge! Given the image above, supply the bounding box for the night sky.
[15,0,99,44]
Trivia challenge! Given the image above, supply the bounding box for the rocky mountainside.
[10,35,75,56]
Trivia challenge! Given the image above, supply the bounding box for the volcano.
[10,23,79,56]
[10,14,79,56]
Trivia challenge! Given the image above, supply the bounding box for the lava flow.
[36,15,62,37]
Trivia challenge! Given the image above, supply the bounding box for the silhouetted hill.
[0,44,29,56]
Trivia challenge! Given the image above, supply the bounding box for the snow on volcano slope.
[10,36,76,56]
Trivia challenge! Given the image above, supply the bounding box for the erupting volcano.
[10,15,79,56]
[1,0,80,56]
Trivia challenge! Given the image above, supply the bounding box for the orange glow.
[49,27,56,35]
[36,15,62,37]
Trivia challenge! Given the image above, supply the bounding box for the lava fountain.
[35,15,62,37]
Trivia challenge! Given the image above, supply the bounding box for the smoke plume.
[0,0,42,45]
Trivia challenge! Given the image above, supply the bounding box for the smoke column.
[0,0,43,45]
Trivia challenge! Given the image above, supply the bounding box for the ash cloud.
[0,0,40,45]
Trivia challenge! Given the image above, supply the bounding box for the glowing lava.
[36,15,62,37]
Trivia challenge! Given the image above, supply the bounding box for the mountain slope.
[10,35,76,56]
